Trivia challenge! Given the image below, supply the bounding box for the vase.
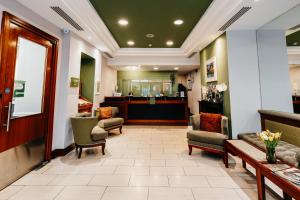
[266,147,276,164]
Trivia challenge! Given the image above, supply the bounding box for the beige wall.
[100,56,117,102]
[289,66,300,95]
[187,70,202,114]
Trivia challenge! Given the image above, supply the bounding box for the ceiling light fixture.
[127,40,135,46]
[148,44,153,47]
[293,42,299,46]
[174,19,184,25]
[118,19,128,26]
[174,67,179,70]
[146,33,155,38]
[154,67,159,70]
[166,40,174,46]
[126,66,140,71]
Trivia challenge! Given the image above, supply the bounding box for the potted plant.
[257,130,281,164]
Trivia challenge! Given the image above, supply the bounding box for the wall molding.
[52,143,75,158]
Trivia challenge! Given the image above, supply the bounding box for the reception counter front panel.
[101,97,188,125]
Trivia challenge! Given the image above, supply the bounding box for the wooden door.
[0,12,58,160]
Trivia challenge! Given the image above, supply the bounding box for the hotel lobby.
[0,0,300,200]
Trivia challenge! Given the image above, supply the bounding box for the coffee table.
[224,140,300,200]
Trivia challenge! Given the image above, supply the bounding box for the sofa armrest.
[221,116,229,136]
[190,114,200,130]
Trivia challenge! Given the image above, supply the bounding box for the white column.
[226,30,262,138]
[257,30,293,112]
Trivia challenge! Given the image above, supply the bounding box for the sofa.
[98,107,124,134]
[187,113,229,157]
[238,110,300,166]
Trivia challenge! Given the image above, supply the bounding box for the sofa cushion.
[99,107,112,119]
[98,118,124,128]
[200,113,222,133]
[187,130,228,146]
[238,133,300,166]
[91,126,108,141]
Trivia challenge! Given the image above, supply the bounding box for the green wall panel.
[200,33,232,136]
[117,71,178,96]
[80,53,95,102]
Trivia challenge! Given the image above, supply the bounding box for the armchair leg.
[102,143,106,155]
[188,145,192,155]
[78,147,82,159]
[119,126,122,134]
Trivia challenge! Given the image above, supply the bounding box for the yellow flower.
[269,136,274,142]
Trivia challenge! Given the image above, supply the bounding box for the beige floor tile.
[184,166,224,176]
[207,177,241,188]
[148,187,194,200]
[115,166,149,175]
[43,165,79,175]
[101,187,148,200]
[48,174,93,186]
[102,159,134,166]
[12,174,56,186]
[0,186,24,200]
[129,176,168,187]
[134,159,165,167]
[192,188,242,200]
[9,186,63,200]
[150,167,185,176]
[77,166,116,175]
[168,176,209,187]
[89,175,130,186]
[166,159,198,167]
[54,186,105,200]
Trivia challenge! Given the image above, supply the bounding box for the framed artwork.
[205,56,217,82]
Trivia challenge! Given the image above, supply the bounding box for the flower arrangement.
[257,130,282,163]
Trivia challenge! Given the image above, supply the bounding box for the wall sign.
[70,77,80,87]
[14,80,25,97]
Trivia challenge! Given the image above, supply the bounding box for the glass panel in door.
[12,37,47,117]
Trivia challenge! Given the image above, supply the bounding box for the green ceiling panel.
[89,0,213,48]
[286,30,300,46]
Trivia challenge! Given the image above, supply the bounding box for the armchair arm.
[70,117,98,145]
[190,114,201,130]
[221,116,229,136]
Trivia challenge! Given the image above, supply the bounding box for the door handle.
[3,102,12,132]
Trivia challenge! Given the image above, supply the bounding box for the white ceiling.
[14,0,300,72]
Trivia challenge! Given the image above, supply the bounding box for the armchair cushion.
[200,113,222,133]
[99,107,112,119]
[91,126,108,141]
[98,118,124,128]
[187,130,228,146]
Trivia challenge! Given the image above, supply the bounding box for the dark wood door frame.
[0,12,59,161]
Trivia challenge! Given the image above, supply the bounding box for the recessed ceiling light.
[174,67,179,70]
[126,66,140,71]
[174,19,184,25]
[154,67,159,70]
[118,19,128,26]
[146,33,155,38]
[166,40,174,46]
[293,42,298,46]
[127,40,135,46]
[148,44,153,47]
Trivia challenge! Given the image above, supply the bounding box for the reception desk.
[100,96,188,125]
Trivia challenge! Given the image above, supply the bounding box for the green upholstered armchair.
[98,107,124,134]
[187,114,229,158]
[71,116,108,158]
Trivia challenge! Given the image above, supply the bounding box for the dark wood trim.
[126,119,188,126]
[188,144,224,155]
[75,142,106,159]
[52,143,75,159]
[259,112,300,130]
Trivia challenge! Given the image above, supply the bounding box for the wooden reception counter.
[100,96,188,125]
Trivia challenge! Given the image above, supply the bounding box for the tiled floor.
[0,126,281,200]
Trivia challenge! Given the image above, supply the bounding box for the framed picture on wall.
[205,56,217,82]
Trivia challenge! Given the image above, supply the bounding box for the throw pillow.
[99,107,112,119]
[200,113,222,133]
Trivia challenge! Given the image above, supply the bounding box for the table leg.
[283,192,292,200]
[242,160,246,169]
[256,168,266,200]
[224,148,229,168]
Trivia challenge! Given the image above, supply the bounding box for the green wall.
[80,53,95,102]
[200,33,232,135]
[117,71,178,96]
